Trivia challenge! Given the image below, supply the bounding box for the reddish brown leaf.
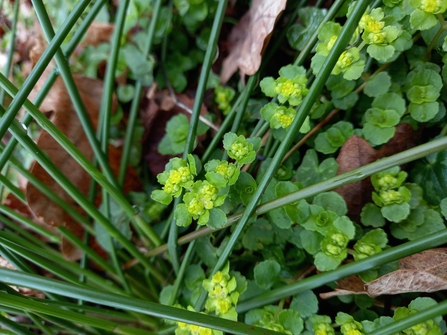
[24,72,140,260]
[320,274,367,299]
[220,0,287,83]
[334,135,378,220]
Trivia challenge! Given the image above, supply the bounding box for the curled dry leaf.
[320,249,447,299]
[334,124,419,220]
[220,0,287,83]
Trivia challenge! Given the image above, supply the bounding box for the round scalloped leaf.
[254,260,281,290]
[313,191,347,216]
[315,251,343,271]
[300,229,324,255]
[333,216,355,239]
[279,64,306,79]
[174,204,193,227]
[367,44,395,62]
[207,208,227,229]
[407,85,440,103]
[381,203,410,223]
[365,108,400,128]
[278,309,304,335]
[290,290,319,318]
[372,93,406,116]
[361,203,386,227]
[151,190,173,205]
[409,101,439,122]
[362,123,396,146]
[364,72,392,97]
[410,9,437,31]
[260,77,276,97]
[359,228,388,248]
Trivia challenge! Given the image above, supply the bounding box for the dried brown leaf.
[321,249,447,298]
[334,135,378,220]
[220,0,287,83]
[365,270,447,297]
[25,74,127,260]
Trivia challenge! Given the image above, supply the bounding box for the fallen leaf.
[334,124,419,220]
[334,135,378,220]
[26,74,114,260]
[220,0,287,83]
[320,249,447,298]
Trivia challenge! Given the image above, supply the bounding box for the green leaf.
[440,198,447,219]
[410,9,437,31]
[185,264,205,291]
[116,84,135,103]
[242,218,274,251]
[372,93,406,116]
[360,229,388,248]
[333,216,355,239]
[409,101,439,122]
[314,251,343,271]
[254,260,281,290]
[234,171,257,206]
[174,204,193,227]
[300,229,324,255]
[381,203,411,223]
[302,205,339,235]
[160,285,175,305]
[360,203,386,227]
[206,208,227,229]
[278,309,304,335]
[295,149,338,187]
[279,64,306,79]
[151,189,173,205]
[364,72,392,97]
[367,44,395,62]
[411,149,447,204]
[290,290,319,318]
[260,77,276,97]
[313,192,348,216]
[287,7,326,51]
[362,123,396,146]
[365,108,400,128]
[268,207,292,229]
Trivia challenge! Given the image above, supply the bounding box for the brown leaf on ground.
[334,124,419,220]
[142,89,209,176]
[321,249,447,298]
[220,0,287,83]
[24,73,139,260]
[334,135,378,220]
[80,22,114,48]
[320,274,367,299]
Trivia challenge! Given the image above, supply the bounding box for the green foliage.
[362,93,406,146]
[295,149,338,187]
[314,121,354,154]
[214,85,235,115]
[254,260,281,290]
[223,132,261,166]
[287,7,326,51]
[245,305,304,335]
[158,114,209,155]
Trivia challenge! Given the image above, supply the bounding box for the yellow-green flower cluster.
[214,86,235,115]
[310,315,335,335]
[412,0,447,14]
[359,8,399,46]
[151,155,197,205]
[371,167,411,207]
[223,132,261,166]
[174,306,223,335]
[322,229,349,257]
[182,180,226,226]
[204,159,240,188]
[404,319,442,335]
[337,313,365,335]
[203,264,239,321]
[353,241,381,260]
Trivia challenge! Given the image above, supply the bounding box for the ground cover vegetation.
[2,0,447,334]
